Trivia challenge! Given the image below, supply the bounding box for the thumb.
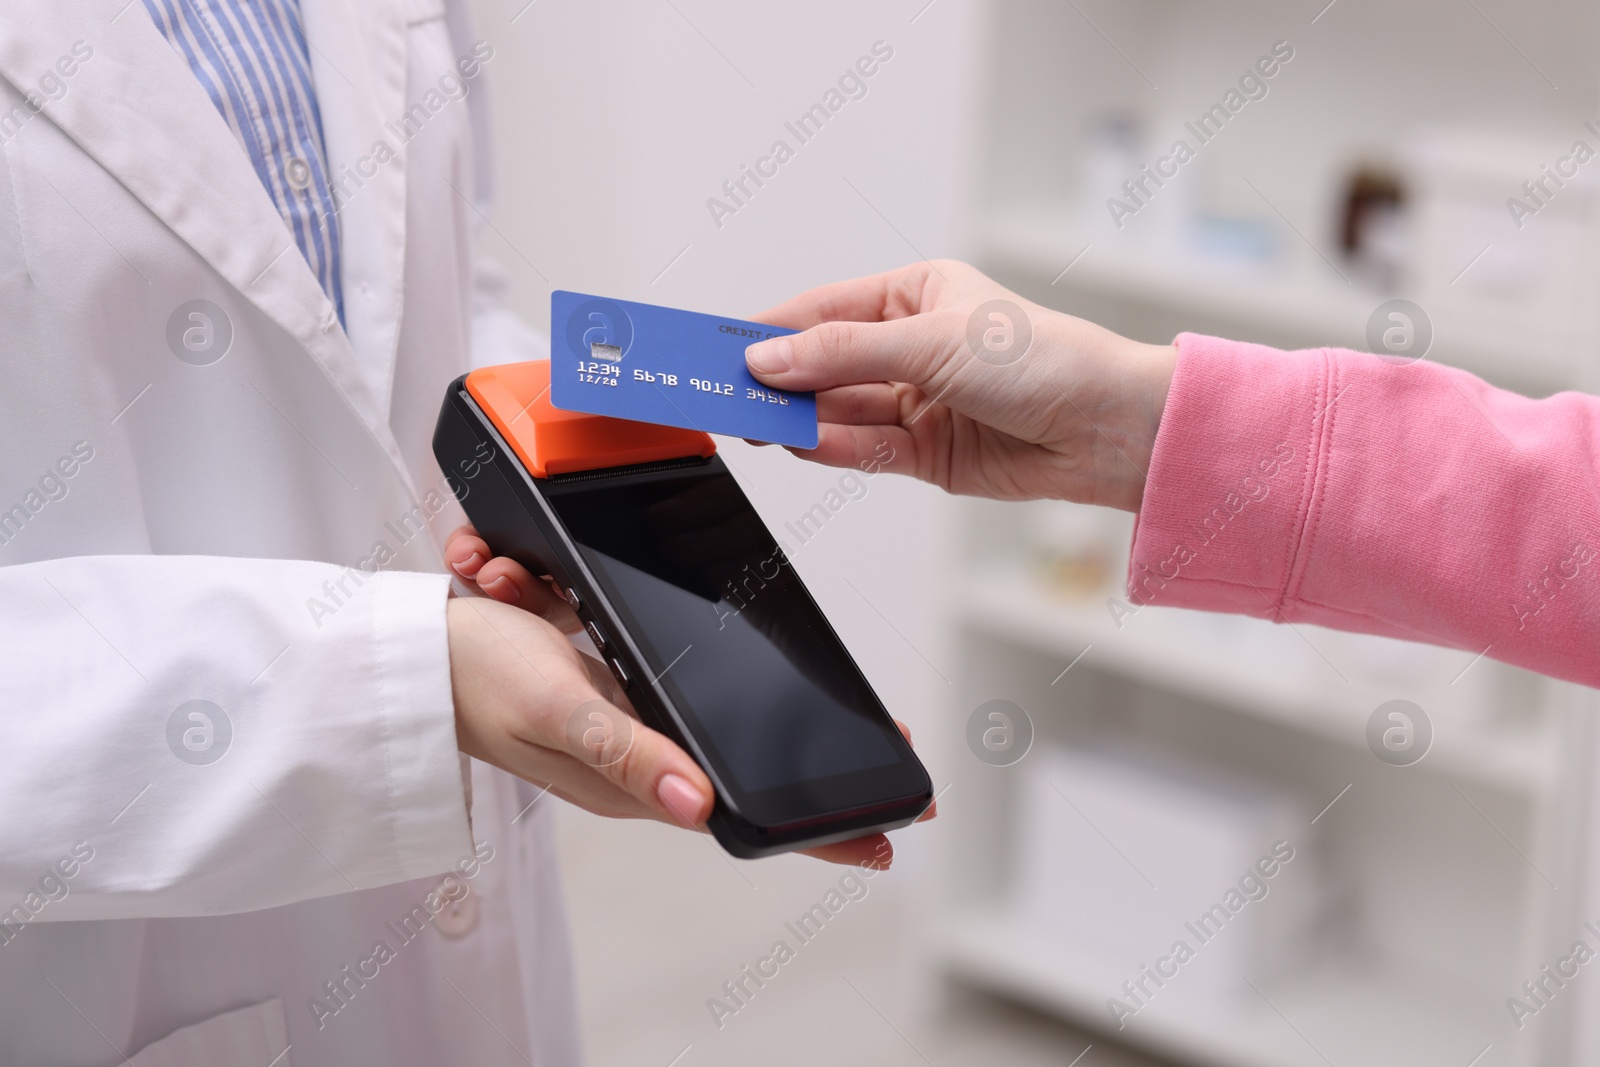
[564,696,714,827]
[745,314,960,392]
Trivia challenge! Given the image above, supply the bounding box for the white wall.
[467,0,983,315]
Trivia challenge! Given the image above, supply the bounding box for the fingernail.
[451,552,484,577]
[656,774,706,827]
[481,575,520,603]
[745,339,791,375]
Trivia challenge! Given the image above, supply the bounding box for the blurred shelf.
[978,203,1575,391]
[940,905,1494,1067]
[957,564,1556,797]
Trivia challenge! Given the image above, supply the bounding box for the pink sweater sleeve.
[1127,333,1600,688]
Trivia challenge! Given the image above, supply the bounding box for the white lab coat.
[0,1,581,1064]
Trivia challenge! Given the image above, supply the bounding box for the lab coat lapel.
[0,0,405,466]
[300,0,411,417]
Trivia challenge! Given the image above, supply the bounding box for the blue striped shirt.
[142,0,344,325]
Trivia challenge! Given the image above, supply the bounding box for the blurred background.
[464,0,1600,1064]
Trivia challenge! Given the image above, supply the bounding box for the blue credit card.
[549,291,818,449]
